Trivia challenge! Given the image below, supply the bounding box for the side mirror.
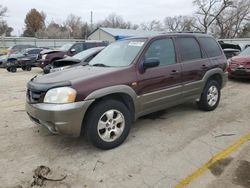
[24,53,28,56]
[70,49,76,53]
[142,58,160,72]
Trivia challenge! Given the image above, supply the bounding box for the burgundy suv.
[26,33,228,149]
[37,41,107,69]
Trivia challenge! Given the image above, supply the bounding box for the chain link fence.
[0,37,80,54]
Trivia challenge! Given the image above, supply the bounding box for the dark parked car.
[7,44,37,55]
[227,47,250,79]
[26,33,228,149]
[218,41,242,59]
[44,46,105,74]
[1,48,44,70]
[37,41,108,69]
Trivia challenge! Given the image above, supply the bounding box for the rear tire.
[21,66,26,71]
[85,99,132,150]
[10,66,17,73]
[197,80,221,111]
[26,65,32,71]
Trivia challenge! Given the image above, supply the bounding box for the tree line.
[1,0,250,39]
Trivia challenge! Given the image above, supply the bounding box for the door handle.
[170,70,179,75]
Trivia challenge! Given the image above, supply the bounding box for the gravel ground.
[0,68,249,188]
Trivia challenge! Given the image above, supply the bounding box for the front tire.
[85,99,132,150]
[197,80,221,111]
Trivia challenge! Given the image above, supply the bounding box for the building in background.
[88,27,161,43]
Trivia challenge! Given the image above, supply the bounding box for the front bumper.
[37,59,50,68]
[26,100,94,137]
[228,68,250,78]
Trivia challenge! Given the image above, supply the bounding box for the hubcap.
[207,85,218,107]
[97,109,125,142]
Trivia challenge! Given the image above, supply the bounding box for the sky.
[1,0,195,36]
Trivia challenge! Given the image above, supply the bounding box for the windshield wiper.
[91,63,110,67]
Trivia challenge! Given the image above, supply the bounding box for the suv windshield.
[89,39,146,67]
[59,43,73,51]
[239,47,250,56]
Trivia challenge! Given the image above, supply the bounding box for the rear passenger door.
[175,36,211,100]
[137,37,182,115]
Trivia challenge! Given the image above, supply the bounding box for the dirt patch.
[233,160,250,188]
[208,157,234,176]
[31,165,67,187]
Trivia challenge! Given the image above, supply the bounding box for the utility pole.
[90,11,93,31]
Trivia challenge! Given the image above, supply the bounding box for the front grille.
[27,89,45,103]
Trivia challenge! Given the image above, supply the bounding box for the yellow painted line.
[175,133,250,188]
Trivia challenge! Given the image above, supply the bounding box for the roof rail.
[162,31,206,34]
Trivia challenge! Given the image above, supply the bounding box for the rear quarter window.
[199,37,222,57]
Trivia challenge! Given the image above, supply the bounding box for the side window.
[176,37,202,62]
[28,49,40,54]
[72,43,83,53]
[85,43,96,49]
[145,38,176,66]
[199,37,222,57]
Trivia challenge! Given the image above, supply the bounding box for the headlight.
[44,87,77,104]
[42,54,47,60]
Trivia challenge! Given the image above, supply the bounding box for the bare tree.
[0,5,7,18]
[163,16,196,32]
[96,13,138,29]
[193,0,233,33]
[64,14,83,38]
[213,0,250,38]
[0,5,12,36]
[140,20,163,31]
[36,21,69,39]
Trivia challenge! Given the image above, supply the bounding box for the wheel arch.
[81,85,139,135]
[202,68,226,89]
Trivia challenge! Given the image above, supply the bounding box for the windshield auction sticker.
[128,41,145,47]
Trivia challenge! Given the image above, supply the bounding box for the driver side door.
[136,37,183,116]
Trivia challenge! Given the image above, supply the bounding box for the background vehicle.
[228,47,250,79]
[26,33,227,149]
[0,47,45,68]
[7,44,37,55]
[37,41,108,70]
[44,47,105,74]
[223,48,241,59]
[218,41,242,59]
[5,48,44,72]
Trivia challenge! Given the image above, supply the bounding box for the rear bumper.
[26,100,94,137]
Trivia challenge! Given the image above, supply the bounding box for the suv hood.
[31,65,121,85]
[231,55,250,64]
[40,49,64,55]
